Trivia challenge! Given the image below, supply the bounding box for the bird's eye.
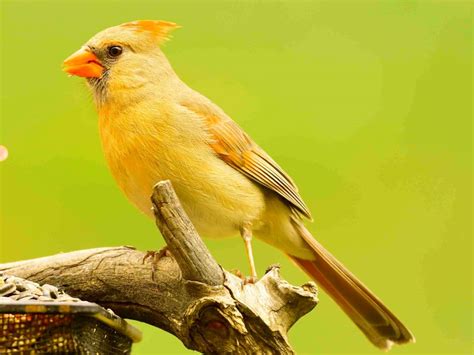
[108,46,123,57]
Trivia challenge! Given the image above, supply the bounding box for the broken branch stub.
[151,180,224,286]
[0,180,318,353]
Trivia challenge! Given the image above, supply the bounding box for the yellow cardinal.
[63,20,414,350]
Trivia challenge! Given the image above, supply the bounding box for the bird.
[63,20,415,350]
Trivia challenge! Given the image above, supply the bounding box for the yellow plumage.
[99,96,268,240]
[63,20,415,350]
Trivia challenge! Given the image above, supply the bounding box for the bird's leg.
[240,223,257,283]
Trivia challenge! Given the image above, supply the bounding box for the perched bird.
[63,20,414,350]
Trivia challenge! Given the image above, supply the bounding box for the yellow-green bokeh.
[1,1,471,354]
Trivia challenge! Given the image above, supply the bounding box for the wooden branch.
[151,181,223,285]
[0,180,318,353]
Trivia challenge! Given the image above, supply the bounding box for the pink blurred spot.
[0,145,8,162]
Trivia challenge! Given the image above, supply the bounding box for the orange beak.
[63,47,104,78]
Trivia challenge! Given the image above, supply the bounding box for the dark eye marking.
[107,45,123,57]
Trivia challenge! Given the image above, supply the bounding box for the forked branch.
[0,181,318,353]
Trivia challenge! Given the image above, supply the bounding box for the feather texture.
[64,21,415,350]
[120,20,180,43]
[290,219,415,350]
[181,100,312,220]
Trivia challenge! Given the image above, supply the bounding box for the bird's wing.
[181,100,312,220]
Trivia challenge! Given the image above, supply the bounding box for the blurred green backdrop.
[1,0,471,354]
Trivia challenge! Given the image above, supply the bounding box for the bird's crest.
[120,20,180,43]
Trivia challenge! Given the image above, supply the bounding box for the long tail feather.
[289,220,415,350]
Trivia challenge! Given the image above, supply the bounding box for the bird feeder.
[0,274,141,354]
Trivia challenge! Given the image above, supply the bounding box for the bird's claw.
[243,275,257,285]
[142,246,172,264]
[142,246,172,282]
[230,269,257,285]
[230,269,244,279]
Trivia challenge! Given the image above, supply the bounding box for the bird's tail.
[289,220,415,350]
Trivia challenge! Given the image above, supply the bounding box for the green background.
[1,0,471,354]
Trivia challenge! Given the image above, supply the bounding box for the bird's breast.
[98,103,266,238]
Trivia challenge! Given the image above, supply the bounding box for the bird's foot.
[230,269,257,284]
[230,268,244,279]
[143,246,172,263]
[243,275,257,285]
[142,246,172,282]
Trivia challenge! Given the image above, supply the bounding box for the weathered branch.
[0,180,318,353]
[151,181,223,285]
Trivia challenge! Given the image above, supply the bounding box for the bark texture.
[0,180,318,354]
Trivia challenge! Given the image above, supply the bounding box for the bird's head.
[63,20,179,105]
